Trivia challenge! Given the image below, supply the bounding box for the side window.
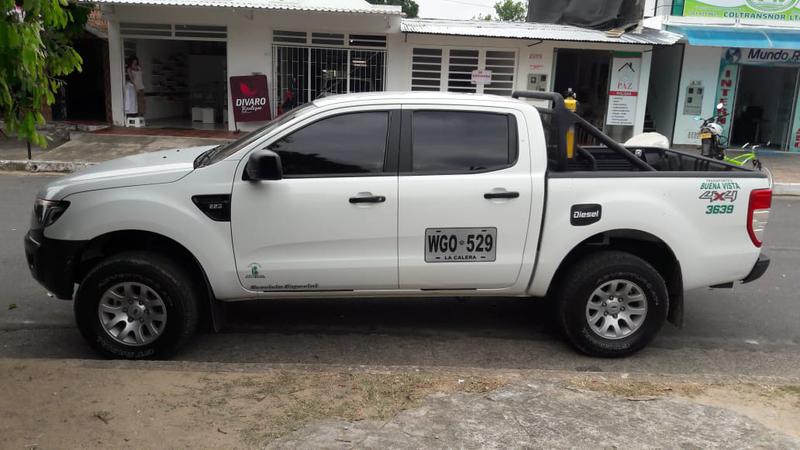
[268,111,389,176]
[411,111,516,174]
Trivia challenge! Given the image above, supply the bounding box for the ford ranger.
[24,91,772,359]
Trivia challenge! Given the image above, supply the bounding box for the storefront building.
[97,0,403,131]
[96,0,678,135]
[395,19,679,142]
[646,0,800,151]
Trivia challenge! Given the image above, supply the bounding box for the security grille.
[411,48,443,92]
[273,30,386,48]
[483,50,516,96]
[447,49,480,94]
[273,45,386,114]
[411,47,517,96]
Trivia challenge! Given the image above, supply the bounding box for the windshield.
[197,103,316,167]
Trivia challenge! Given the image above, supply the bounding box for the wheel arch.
[547,228,684,327]
[75,229,223,331]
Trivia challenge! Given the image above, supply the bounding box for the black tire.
[74,251,200,359]
[557,251,668,357]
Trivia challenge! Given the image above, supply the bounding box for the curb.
[0,159,94,173]
[774,182,800,196]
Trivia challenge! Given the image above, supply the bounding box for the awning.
[670,25,800,50]
[402,19,682,46]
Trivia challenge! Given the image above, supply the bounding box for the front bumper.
[742,253,770,284]
[24,229,86,300]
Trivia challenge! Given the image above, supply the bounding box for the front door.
[398,107,533,289]
[231,108,399,292]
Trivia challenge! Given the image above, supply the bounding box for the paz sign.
[684,0,800,21]
[605,53,641,127]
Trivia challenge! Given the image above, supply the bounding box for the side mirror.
[716,102,724,111]
[244,149,283,181]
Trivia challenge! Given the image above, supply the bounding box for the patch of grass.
[568,379,706,399]
[777,385,800,397]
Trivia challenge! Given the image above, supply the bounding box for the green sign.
[684,0,800,20]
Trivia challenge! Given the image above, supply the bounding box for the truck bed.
[566,146,752,173]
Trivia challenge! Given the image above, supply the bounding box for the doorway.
[123,38,228,130]
[730,65,799,150]
[553,49,612,141]
[53,36,109,123]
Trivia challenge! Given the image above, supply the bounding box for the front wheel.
[557,251,668,357]
[74,252,200,359]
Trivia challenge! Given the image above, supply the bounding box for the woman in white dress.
[126,55,145,117]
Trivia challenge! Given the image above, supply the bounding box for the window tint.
[267,112,389,176]
[411,111,514,173]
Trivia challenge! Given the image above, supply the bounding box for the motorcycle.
[697,103,766,172]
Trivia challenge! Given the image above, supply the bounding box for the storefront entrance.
[730,65,799,150]
[553,49,611,141]
[715,47,800,152]
[121,23,228,130]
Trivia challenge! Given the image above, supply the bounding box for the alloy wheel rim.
[585,279,648,340]
[97,282,167,346]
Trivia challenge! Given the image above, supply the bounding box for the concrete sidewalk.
[0,132,227,173]
[2,359,798,449]
[271,377,800,449]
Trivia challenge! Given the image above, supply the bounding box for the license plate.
[699,132,712,139]
[425,228,497,263]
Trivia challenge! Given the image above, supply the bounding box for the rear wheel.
[75,252,199,359]
[557,251,668,357]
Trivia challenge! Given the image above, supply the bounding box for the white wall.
[672,45,722,146]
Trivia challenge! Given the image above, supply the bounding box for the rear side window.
[411,111,516,174]
[267,111,389,176]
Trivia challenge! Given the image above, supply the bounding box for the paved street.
[1,172,799,377]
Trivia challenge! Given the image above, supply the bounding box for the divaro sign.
[229,75,271,123]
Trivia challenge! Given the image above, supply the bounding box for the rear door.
[398,105,533,289]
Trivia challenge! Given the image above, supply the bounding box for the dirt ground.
[1,359,798,449]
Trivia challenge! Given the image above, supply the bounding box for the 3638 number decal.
[706,204,734,215]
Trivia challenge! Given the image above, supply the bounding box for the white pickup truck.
[25,91,772,359]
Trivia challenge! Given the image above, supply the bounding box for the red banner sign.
[229,75,271,123]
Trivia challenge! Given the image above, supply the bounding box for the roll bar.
[512,91,654,172]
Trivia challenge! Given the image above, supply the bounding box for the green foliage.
[366,0,418,18]
[493,0,527,21]
[0,0,87,146]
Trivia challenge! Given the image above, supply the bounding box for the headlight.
[31,199,70,229]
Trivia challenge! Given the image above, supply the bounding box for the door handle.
[349,194,386,204]
[484,191,520,200]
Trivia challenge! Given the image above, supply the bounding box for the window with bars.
[410,47,518,96]
[273,30,386,48]
[120,23,227,39]
[411,48,443,92]
[273,46,386,114]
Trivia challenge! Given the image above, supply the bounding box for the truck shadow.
[177,296,575,367]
